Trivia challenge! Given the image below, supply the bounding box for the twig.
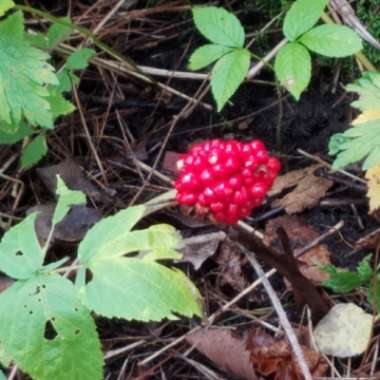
[244,249,314,380]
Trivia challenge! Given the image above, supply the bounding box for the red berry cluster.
[175,139,281,225]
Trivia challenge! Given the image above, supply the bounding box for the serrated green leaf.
[0,121,34,145]
[322,265,363,293]
[299,24,363,57]
[357,255,374,282]
[346,72,380,112]
[330,119,380,170]
[78,206,202,321]
[0,274,103,380]
[78,205,146,264]
[83,258,202,321]
[274,42,311,100]
[211,48,250,111]
[0,213,43,279]
[47,17,72,49]
[189,44,233,71]
[0,0,15,17]
[0,12,57,128]
[47,92,75,119]
[66,48,95,70]
[192,6,245,48]
[21,135,48,169]
[283,0,328,41]
[53,176,86,226]
[57,69,78,93]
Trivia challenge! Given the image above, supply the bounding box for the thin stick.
[244,250,314,380]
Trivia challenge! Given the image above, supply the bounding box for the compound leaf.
[0,0,14,17]
[299,24,363,57]
[53,176,86,226]
[274,42,311,100]
[189,44,232,70]
[78,206,202,321]
[283,0,328,41]
[0,213,43,280]
[20,135,48,169]
[211,48,250,111]
[192,6,245,48]
[0,12,58,128]
[0,274,103,380]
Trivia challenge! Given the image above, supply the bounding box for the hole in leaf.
[29,311,33,315]
[74,307,79,312]
[15,251,23,257]
[74,329,80,335]
[85,268,93,284]
[42,284,46,289]
[44,320,58,341]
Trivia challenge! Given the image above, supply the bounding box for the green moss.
[356,0,380,66]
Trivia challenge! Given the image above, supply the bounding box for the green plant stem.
[321,12,378,72]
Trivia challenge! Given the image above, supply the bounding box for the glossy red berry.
[174,139,281,224]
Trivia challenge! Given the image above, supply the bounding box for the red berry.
[174,138,280,224]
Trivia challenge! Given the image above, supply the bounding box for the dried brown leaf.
[187,328,259,380]
[264,216,332,285]
[269,165,333,214]
[247,329,328,380]
[354,228,380,251]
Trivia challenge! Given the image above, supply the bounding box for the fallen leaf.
[37,159,110,203]
[247,328,328,380]
[264,216,332,285]
[215,241,249,292]
[179,232,225,270]
[269,165,333,214]
[366,165,380,213]
[187,328,259,380]
[314,303,372,358]
[187,327,327,380]
[30,204,101,245]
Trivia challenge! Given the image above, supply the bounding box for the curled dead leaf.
[269,165,333,214]
[365,165,380,213]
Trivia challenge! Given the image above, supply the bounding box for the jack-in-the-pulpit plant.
[0,177,202,380]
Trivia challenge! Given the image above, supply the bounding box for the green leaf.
[330,119,380,170]
[66,48,95,70]
[189,44,233,71]
[192,6,245,48]
[0,274,103,380]
[0,0,15,17]
[283,0,328,41]
[299,24,363,57]
[211,48,250,111]
[78,206,202,321]
[78,205,146,264]
[322,265,363,293]
[274,42,311,101]
[47,92,75,119]
[368,275,380,312]
[346,72,380,112]
[53,176,86,226]
[357,255,374,282]
[0,369,5,380]
[0,121,34,145]
[0,213,43,279]
[0,12,58,128]
[20,135,48,169]
[57,69,78,93]
[47,17,72,49]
